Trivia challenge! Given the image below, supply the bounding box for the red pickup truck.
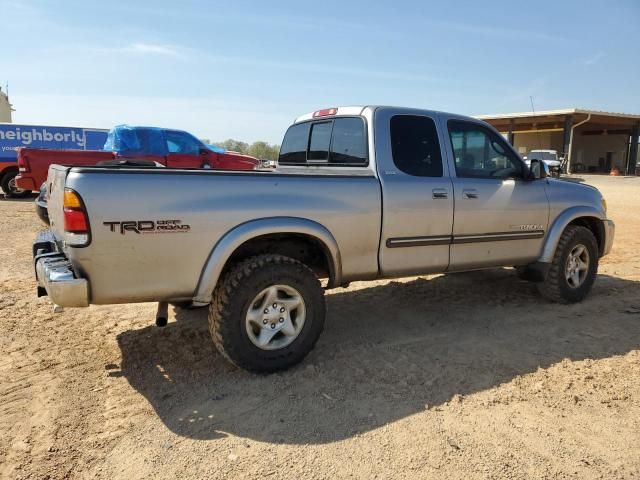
[15,125,259,194]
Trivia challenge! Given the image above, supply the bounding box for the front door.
[443,119,549,270]
[377,111,454,277]
[164,130,207,168]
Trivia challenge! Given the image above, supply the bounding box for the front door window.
[448,121,524,179]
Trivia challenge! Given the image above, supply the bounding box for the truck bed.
[48,165,382,304]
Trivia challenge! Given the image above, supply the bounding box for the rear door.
[442,118,549,270]
[376,109,454,277]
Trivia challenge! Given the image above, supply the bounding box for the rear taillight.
[63,188,90,246]
[64,209,88,232]
[17,151,30,173]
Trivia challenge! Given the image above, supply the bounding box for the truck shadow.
[115,269,640,444]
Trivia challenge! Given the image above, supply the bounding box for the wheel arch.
[192,217,342,305]
[539,206,606,263]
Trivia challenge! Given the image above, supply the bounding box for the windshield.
[529,151,557,161]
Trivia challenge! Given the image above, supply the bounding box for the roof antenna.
[530,95,543,150]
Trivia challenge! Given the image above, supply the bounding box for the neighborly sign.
[0,124,109,161]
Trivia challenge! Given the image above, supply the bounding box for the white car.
[525,150,562,177]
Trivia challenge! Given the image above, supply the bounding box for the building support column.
[508,119,515,146]
[627,122,639,176]
[562,115,572,173]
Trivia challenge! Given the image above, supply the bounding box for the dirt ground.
[1,175,639,479]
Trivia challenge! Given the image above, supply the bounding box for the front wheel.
[209,254,326,372]
[537,225,598,303]
[1,171,31,198]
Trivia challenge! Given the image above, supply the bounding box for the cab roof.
[293,105,481,125]
[294,106,367,123]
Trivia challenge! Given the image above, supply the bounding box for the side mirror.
[529,159,550,180]
[199,147,209,155]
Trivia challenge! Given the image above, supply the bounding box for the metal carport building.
[478,108,640,175]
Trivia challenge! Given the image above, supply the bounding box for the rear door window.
[390,115,443,177]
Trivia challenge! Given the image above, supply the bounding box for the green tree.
[247,141,280,160]
[215,139,249,154]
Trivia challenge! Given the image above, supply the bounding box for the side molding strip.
[386,230,544,248]
[452,230,544,244]
[386,236,451,248]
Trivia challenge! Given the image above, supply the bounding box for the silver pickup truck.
[34,106,614,372]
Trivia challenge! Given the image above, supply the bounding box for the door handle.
[432,188,448,199]
[463,189,479,199]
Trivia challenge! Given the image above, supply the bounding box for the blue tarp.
[103,125,226,156]
[103,125,166,156]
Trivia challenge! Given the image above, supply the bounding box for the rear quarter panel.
[64,169,381,304]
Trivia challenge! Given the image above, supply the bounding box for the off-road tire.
[1,170,31,198]
[209,254,325,372]
[537,225,598,303]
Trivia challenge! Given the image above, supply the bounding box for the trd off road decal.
[103,220,190,234]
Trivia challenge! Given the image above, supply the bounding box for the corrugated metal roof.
[477,108,640,120]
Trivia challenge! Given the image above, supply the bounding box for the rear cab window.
[278,117,367,166]
[278,123,309,164]
[308,122,332,161]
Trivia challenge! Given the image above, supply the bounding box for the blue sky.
[2,0,639,143]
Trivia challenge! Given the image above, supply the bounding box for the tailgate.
[17,148,116,190]
[32,164,91,308]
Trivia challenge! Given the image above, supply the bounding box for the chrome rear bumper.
[35,255,89,307]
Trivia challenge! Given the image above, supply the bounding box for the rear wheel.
[1,170,31,198]
[209,254,325,372]
[537,225,598,303]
